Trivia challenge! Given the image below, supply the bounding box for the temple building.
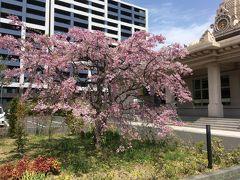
[178,0,240,118]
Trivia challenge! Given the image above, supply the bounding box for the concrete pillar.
[207,63,223,117]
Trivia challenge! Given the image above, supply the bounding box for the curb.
[183,165,240,180]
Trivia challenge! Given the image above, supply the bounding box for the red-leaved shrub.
[0,163,14,180]
[0,156,61,179]
[12,156,29,179]
[29,156,61,175]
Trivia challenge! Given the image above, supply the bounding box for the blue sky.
[123,0,222,45]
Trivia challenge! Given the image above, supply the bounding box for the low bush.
[21,172,46,180]
[0,163,14,180]
[0,156,61,179]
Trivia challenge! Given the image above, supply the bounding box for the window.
[121,25,131,31]
[108,0,118,6]
[121,18,132,24]
[77,71,89,87]
[92,26,104,32]
[193,78,208,106]
[1,2,22,12]
[74,5,88,12]
[55,0,71,8]
[74,21,88,29]
[221,76,231,105]
[0,12,22,20]
[193,76,231,106]
[107,29,118,35]
[108,7,118,13]
[107,21,118,27]
[54,26,68,33]
[55,17,70,25]
[27,0,45,8]
[121,32,132,38]
[92,2,104,9]
[74,0,88,5]
[134,15,145,21]
[108,14,118,20]
[92,10,104,17]
[120,4,132,10]
[55,9,70,16]
[134,8,145,15]
[74,14,88,21]
[0,23,22,31]
[26,18,45,26]
[27,8,45,17]
[92,18,105,24]
[121,10,131,17]
[134,21,145,27]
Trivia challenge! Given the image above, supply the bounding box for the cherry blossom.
[0,17,192,147]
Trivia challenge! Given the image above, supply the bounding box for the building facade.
[0,0,148,107]
[178,0,240,118]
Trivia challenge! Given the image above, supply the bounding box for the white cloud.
[147,3,215,45]
[151,20,213,45]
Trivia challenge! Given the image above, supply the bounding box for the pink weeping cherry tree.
[0,17,192,148]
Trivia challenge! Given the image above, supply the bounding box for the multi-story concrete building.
[0,0,148,107]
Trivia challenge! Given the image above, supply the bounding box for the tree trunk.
[48,115,53,142]
[94,119,103,150]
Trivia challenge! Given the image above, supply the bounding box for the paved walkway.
[171,125,240,138]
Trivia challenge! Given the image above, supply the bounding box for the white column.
[207,63,223,117]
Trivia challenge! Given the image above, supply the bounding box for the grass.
[0,132,239,179]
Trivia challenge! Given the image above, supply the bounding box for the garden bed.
[0,132,239,179]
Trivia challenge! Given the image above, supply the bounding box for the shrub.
[7,98,19,137]
[230,147,240,165]
[15,100,28,154]
[225,147,240,166]
[65,112,84,135]
[0,156,61,179]
[30,156,61,175]
[212,138,226,165]
[22,172,46,180]
[0,163,14,180]
[12,156,29,179]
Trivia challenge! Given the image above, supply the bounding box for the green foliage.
[7,98,19,137]
[1,133,240,179]
[195,141,205,154]
[65,112,84,135]
[14,99,27,154]
[0,64,9,86]
[212,137,226,165]
[22,172,46,180]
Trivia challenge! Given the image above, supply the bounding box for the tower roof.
[213,0,240,41]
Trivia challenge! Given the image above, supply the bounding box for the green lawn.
[0,132,239,179]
